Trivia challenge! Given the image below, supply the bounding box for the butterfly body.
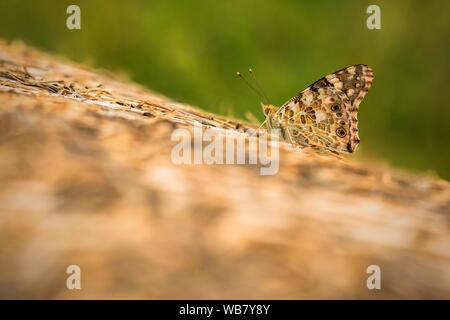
[262,64,373,154]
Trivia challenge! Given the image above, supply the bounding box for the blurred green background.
[0,0,449,179]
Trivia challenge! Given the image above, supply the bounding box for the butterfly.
[261,64,373,154]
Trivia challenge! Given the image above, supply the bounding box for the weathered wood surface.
[0,40,449,299]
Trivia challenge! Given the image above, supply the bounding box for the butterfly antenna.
[236,70,270,134]
[236,71,266,102]
[248,68,270,104]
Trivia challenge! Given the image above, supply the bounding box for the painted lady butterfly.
[262,64,373,154]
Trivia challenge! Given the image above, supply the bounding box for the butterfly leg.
[283,127,296,145]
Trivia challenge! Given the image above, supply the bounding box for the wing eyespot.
[330,103,340,112]
[336,127,347,138]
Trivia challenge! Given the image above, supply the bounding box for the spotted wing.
[275,64,373,153]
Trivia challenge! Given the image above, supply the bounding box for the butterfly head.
[261,102,277,116]
[261,103,281,130]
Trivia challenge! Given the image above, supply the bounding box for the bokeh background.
[0,0,449,179]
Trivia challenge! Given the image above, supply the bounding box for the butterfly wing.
[274,64,373,153]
